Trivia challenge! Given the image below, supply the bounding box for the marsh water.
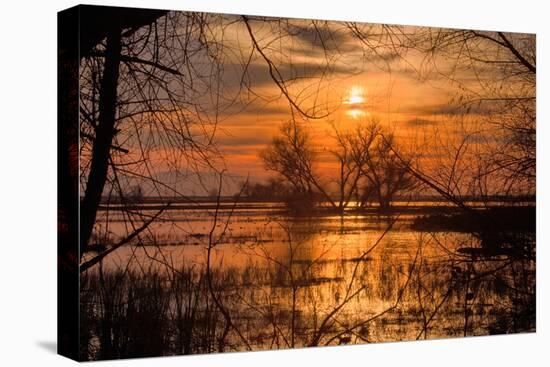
[80,201,535,359]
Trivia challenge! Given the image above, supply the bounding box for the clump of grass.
[80,265,229,360]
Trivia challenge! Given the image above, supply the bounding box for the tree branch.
[497,32,536,74]
[80,203,169,273]
[88,51,183,76]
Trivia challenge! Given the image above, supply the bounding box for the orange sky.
[104,16,532,196]
[202,19,492,185]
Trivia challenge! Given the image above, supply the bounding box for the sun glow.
[345,86,368,118]
[345,86,366,105]
[347,109,367,119]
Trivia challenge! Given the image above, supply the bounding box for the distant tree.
[260,121,348,211]
[327,123,364,212]
[260,121,316,195]
[261,120,415,212]
[128,185,144,204]
[345,122,416,210]
[341,121,417,211]
[242,178,291,200]
[208,188,220,200]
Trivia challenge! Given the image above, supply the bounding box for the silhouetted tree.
[347,122,415,209]
[78,11,232,269]
[261,120,415,211]
[260,121,318,200]
[352,26,535,197]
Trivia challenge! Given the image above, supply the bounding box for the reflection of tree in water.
[409,233,535,340]
[79,210,535,359]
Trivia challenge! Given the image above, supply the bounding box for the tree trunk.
[379,195,391,211]
[80,30,122,256]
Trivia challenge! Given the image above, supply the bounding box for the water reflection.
[80,205,535,360]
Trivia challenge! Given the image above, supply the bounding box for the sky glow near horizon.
[84,12,534,195]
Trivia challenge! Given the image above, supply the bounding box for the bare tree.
[419,30,535,196]
[327,123,364,212]
[78,11,241,269]
[344,23,535,199]
[260,119,415,212]
[347,122,416,209]
[260,120,336,210]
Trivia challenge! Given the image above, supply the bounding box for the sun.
[345,86,369,119]
[345,86,366,105]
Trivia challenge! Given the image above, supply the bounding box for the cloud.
[219,133,273,147]
[219,98,291,118]
[215,59,361,117]
[401,102,495,116]
[235,60,360,88]
[287,23,355,52]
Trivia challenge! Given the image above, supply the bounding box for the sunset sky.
[197,17,495,186]
[94,13,534,196]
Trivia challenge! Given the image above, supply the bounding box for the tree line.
[259,120,416,212]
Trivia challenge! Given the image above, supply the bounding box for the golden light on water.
[347,108,368,119]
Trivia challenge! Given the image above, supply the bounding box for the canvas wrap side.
[58,5,80,361]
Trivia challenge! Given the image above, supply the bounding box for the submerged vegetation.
[80,212,535,360]
[411,206,536,233]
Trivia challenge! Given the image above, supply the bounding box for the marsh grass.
[80,266,228,360]
[79,228,535,360]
